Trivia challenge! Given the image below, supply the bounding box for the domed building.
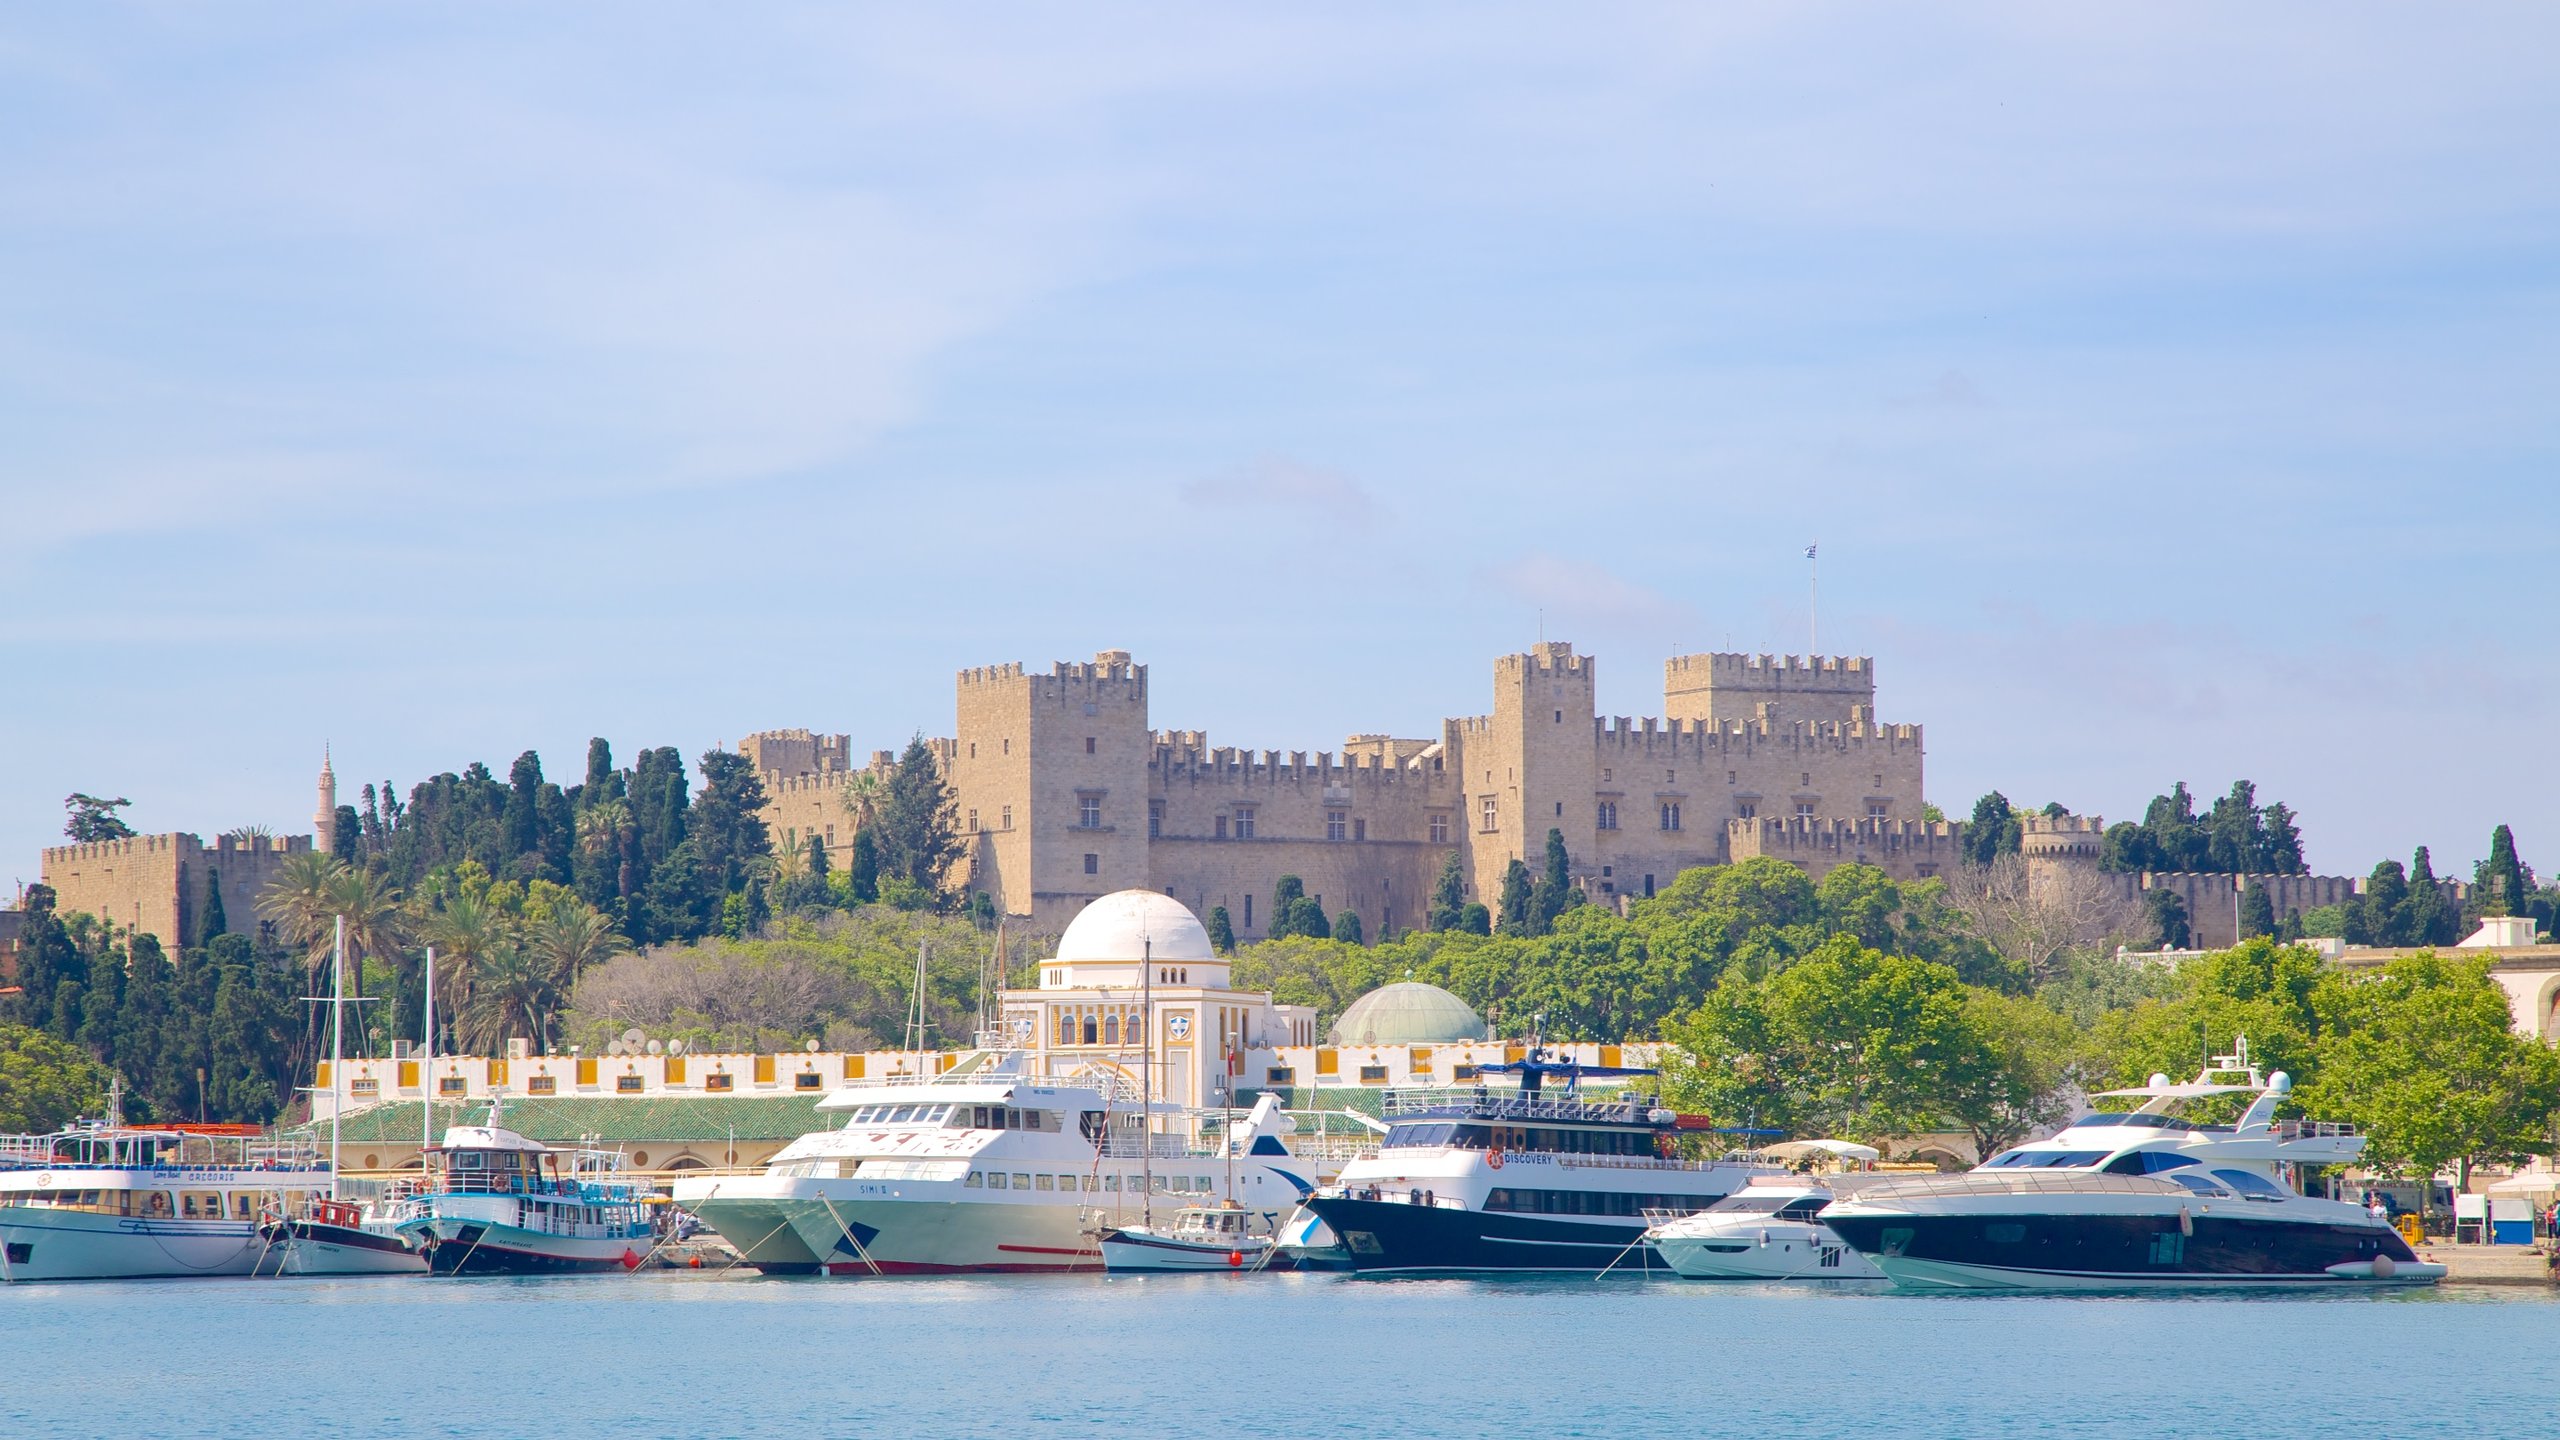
[1002,889,1318,1110]
[1327,982,1488,1046]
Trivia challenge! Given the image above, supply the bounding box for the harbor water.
[5,1273,2554,1437]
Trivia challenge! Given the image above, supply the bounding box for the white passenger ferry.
[673,1060,1319,1275]
[0,1120,336,1282]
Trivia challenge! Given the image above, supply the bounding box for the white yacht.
[1822,1045,2446,1291]
[1303,1052,1782,1275]
[0,1120,337,1282]
[1648,1142,1886,1281]
[673,1062,1317,1275]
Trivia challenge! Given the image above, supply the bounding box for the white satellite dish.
[646,1040,664,1056]
[623,1027,645,1046]
[667,1039,685,1056]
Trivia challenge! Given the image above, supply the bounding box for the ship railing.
[0,1135,65,1168]
[1381,1087,1647,1125]
[1640,1205,1713,1225]
[1096,1136,1206,1160]
[1552,1153,1754,1175]
[1850,1171,2188,1203]
[2269,1119,2360,1139]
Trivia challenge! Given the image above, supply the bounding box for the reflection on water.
[4,1271,2548,1437]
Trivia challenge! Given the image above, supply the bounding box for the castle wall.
[39,832,314,954]
[1664,652,1876,726]
[1726,817,1963,884]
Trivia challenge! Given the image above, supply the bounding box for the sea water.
[4,1272,2554,1437]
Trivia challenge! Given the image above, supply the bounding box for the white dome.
[1053,890,1216,964]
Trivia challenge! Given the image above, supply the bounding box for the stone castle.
[748,643,1953,938]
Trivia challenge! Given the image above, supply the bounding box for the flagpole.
[1806,543,1819,653]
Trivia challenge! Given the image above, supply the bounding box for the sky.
[6,4,2556,889]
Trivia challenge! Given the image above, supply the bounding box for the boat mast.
[329,914,345,1202]
[1141,934,1153,1230]
[422,944,436,1157]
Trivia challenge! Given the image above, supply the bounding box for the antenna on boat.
[903,941,932,1077]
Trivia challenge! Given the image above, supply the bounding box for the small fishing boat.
[395,1105,659,1275]
[261,916,427,1276]
[1100,1203,1288,1272]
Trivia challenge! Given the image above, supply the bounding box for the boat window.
[1709,1194,1789,1214]
[889,1105,917,1123]
[988,1173,1008,1189]
[966,1171,982,1187]
[2212,1169,2291,1198]
[1385,1123,1457,1149]
[1036,1175,1055,1190]
[1012,1174,1031,1190]
[1775,1198,1827,1220]
[2104,1150,2199,1175]
[1104,1174,1119,1191]
[2028,1152,2105,1168]
[2169,1173,2230,1198]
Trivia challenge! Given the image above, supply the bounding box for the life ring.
[1487,1149,1506,1170]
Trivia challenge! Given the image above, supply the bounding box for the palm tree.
[417,892,512,1024]
[256,852,346,974]
[576,800,631,863]
[525,904,622,1000]
[840,772,885,830]
[323,867,404,971]
[455,946,554,1054]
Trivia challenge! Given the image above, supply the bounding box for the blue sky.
[6,4,2555,887]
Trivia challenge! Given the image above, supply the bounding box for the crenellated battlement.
[1153,743,1440,791]
[1725,815,1962,879]
[958,661,1028,686]
[1668,652,1873,681]
[1664,650,1879,728]
[1591,714,1924,755]
[1494,641,1594,685]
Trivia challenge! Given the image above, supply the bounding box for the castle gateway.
[747,644,1951,938]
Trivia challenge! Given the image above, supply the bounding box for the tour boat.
[394,1109,659,1275]
[1821,1045,2446,1291]
[1099,1203,1288,1272]
[672,1059,1319,1275]
[1302,1051,1781,1275]
[1647,1143,1887,1281]
[0,1115,338,1282]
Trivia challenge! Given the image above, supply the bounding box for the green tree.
[1963,792,2021,867]
[197,869,228,947]
[872,738,961,904]
[1270,877,1308,939]
[0,1022,115,1130]
[1496,860,1535,936]
[1427,850,1467,932]
[2087,938,2328,1104]
[2303,951,2560,1224]
[846,829,880,905]
[1334,911,1365,946]
[525,903,621,996]
[2480,824,2530,918]
[63,793,137,842]
[2142,888,2190,949]
[2400,847,2456,947]
[1206,906,1236,954]
[806,832,830,878]
[1285,896,1331,941]
[1458,903,1492,936]
[2237,880,2276,941]
[1529,829,1573,934]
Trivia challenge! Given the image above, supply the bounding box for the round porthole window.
[364,1153,380,1169]
[633,1151,650,1166]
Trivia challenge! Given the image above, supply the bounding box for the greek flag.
[1805,544,1817,560]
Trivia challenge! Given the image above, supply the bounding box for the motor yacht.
[671,1056,1319,1275]
[1302,1051,1780,1275]
[1649,1141,1887,1281]
[1099,1203,1286,1272]
[1822,1045,2445,1291]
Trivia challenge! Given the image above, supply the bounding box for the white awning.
[1760,1139,1881,1164]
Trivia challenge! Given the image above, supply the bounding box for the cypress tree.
[331,805,362,866]
[1497,859,1534,936]
[1284,896,1330,940]
[2143,888,2191,949]
[1428,850,1467,932]
[1333,910,1364,945]
[2485,824,2530,917]
[1459,902,1492,936]
[1206,906,1236,954]
[2237,880,2276,940]
[1271,877,1307,939]
[1530,828,1572,934]
[806,832,830,878]
[847,828,880,904]
[199,870,228,946]
[2400,847,2453,946]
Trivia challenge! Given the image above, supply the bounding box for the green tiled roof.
[291,1096,830,1147]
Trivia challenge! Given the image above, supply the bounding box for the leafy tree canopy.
[63,793,136,843]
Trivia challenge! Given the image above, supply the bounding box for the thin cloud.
[1180,458,1380,518]
[1483,553,1700,630]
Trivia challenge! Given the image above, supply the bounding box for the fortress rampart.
[39,831,314,955]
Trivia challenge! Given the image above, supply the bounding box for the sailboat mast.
[1141,935,1153,1230]
[422,944,436,1156]
[329,914,345,1201]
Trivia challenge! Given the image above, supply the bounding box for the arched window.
[1082,1013,1097,1045]
[1104,1012,1120,1045]
[1128,1012,1145,1043]
[1055,1011,1073,1046]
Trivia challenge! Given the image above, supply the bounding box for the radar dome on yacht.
[1041,890,1223,988]
[1328,981,1488,1046]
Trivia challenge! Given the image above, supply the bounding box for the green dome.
[1328,982,1488,1046]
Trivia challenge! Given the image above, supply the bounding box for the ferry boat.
[1099,1203,1286,1272]
[0,1119,338,1282]
[1302,1052,1781,1275]
[394,1112,659,1275]
[1821,1046,2446,1291]
[1648,1142,1887,1281]
[671,1060,1319,1275]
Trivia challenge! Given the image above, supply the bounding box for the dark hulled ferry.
[1303,1053,1777,1275]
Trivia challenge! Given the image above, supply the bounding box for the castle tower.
[2020,811,2107,901]
[951,651,1152,928]
[314,746,338,857]
[1663,653,1875,726]
[1454,642,1598,901]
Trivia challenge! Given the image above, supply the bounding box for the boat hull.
[411,1218,649,1275]
[686,1183,1118,1274]
[1304,1195,1668,1276]
[0,1206,266,1282]
[1652,1221,1885,1281]
[1098,1228,1288,1273]
[1824,1211,2441,1291]
[259,1219,428,1276]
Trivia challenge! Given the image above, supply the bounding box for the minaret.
[315,745,338,854]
